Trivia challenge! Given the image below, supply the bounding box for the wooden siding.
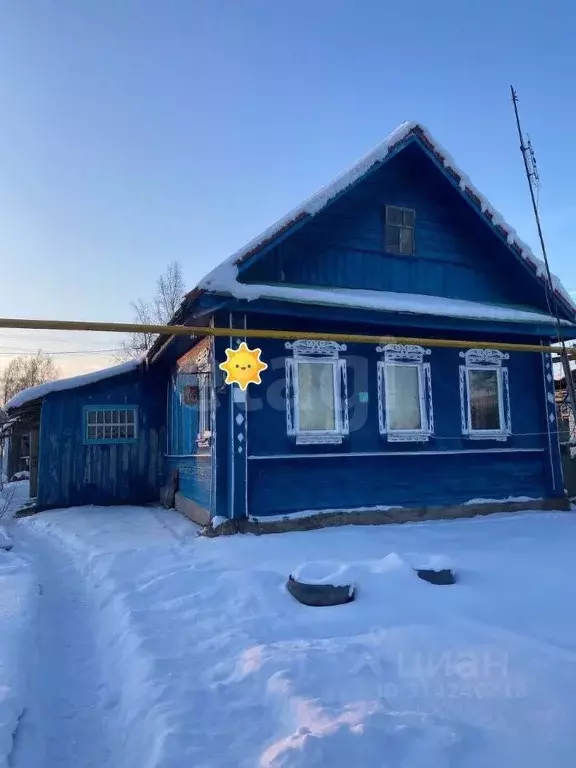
[165,339,214,512]
[213,335,231,518]
[248,453,548,516]
[166,455,211,509]
[240,143,549,315]
[237,331,556,516]
[37,369,165,510]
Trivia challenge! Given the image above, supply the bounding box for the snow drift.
[15,504,576,767]
[0,551,38,768]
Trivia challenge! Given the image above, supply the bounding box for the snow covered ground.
[0,482,38,768]
[2,491,576,766]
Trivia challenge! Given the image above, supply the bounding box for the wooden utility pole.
[510,85,576,430]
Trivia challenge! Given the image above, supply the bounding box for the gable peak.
[197,121,574,315]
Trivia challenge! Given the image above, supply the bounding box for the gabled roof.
[4,358,143,412]
[197,121,575,315]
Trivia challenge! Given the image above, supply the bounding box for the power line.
[0,348,121,357]
[0,333,123,346]
[510,85,576,429]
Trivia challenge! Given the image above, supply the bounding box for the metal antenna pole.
[510,85,576,438]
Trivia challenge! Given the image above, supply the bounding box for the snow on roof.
[216,283,574,326]
[4,358,143,412]
[197,121,575,314]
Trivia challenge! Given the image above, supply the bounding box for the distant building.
[5,122,576,520]
[554,363,576,443]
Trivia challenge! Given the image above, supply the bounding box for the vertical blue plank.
[213,334,231,519]
[231,384,248,518]
[209,324,217,516]
[228,313,248,519]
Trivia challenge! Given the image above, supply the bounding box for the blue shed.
[4,360,166,509]
[7,121,576,523]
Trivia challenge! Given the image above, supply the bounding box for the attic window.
[385,206,415,255]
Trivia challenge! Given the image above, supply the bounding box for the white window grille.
[377,344,433,442]
[459,349,511,440]
[85,406,138,443]
[285,340,349,445]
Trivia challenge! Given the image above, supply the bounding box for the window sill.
[165,453,210,459]
[83,439,139,446]
[295,434,345,446]
[385,432,431,443]
[384,248,415,257]
[465,432,510,442]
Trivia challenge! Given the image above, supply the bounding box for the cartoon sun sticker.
[219,342,268,390]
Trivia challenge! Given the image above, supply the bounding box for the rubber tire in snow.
[416,568,456,585]
[286,575,355,607]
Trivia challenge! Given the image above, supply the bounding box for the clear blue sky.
[0,0,575,374]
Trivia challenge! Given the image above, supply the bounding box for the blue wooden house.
[6,121,576,523]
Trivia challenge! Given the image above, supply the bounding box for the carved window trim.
[376,344,434,442]
[285,340,349,445]
[459,348,511,441]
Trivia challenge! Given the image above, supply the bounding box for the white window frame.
[377,344,433,442]
[196,371,212,448]
[459,349,511,440]
[385,205,415,256]
[285,340,349,445]
[84,406,138,444]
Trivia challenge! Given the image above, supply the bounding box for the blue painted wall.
[164,340,214,512]
[166,454,212,510]
[37,368,166,510]
[240,141,550,315]
[248,454,547,515]
[236,328,556,516]
[166,373,211,510]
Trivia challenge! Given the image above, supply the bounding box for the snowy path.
[9,527,113,768]
[3,492,576,767]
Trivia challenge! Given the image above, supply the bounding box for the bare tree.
[119,261,186,359]
[1,351,61,406]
